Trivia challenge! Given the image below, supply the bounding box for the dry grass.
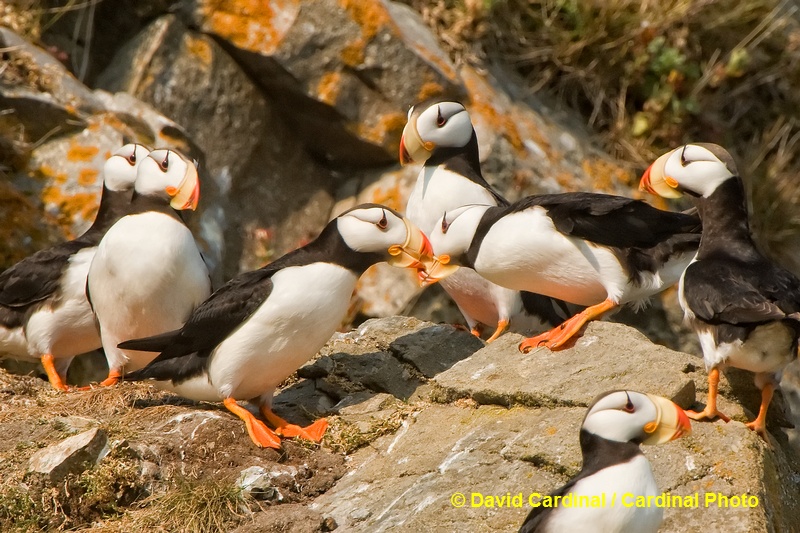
[131,476,248,533]
[403,0,800,270]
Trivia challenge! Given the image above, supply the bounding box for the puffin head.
[135,149,200,210]
[103,143,151,192]
[399,99,474,165]
[417,204,491,285]
[336,204,434,272]
[582,390,691,445]
[640,143,738,199]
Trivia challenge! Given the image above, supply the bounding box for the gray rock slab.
[312,401,798,532]
[433,321,700,409]
[390,323,485,378]
[28,427,108,484]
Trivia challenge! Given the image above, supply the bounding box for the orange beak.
[167,163,200,211]
[641,394,692,444]
[639,150,682,199]
[399,135,412,166]
[387,218,436,273]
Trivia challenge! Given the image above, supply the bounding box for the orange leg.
[224,398,282,449]
[686,367,731,423]
[486,319,509,343]
[41,353,69,392]
[469,324,482,338]
[745,383,774,439]
[99,368,123,387]
[519,299,617,353]
[260,406,328,443]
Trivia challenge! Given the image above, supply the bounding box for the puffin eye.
[441,213,450,234]
[376,210,388,230]
[127,151,137,166]
[436,106,446,127]
[679,146,688,167]
[159,152,170,172]
[622,392,635,413]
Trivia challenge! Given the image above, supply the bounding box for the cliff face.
[1,2,799,531]
[0,318,798,532]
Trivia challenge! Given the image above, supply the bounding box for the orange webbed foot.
[685,407,731,423]
[275,418,329,442]
[519,331,551,353]
[225,398,282,449]
[261,407,328,443]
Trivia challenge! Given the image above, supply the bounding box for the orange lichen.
[38,164,68,184]
[341,39,366,67]
[41,186,98,235]
[66,143,99,163]
[201,0,299,54]
[417,81,445,101]
[554,171,577,189]
[185,35,213,66]
[356,112,407,147]
[78,168,99,187]
[339,0,390,40]
[582,158,634,193]
[368,177,403,211]
[317,71,342,105]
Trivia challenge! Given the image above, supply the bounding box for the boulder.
[307,319,800,532]
[97,15,337,279]
[183,0,466,165]
[28,427,108,484]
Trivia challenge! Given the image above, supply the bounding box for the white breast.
[406,165,499,235]
[475,208,622,306]
[88,212,210,372]
[407,165,522,328]
[170,263,359,403]
[24,247,100,359]
[544,455,661,533]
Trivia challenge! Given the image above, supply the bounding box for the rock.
[237,465,284,502]
[433,321,698,409]
[0,27,101,140]
[28,427,108,484]
[97,14,337,279]
[183,0,465,165]
[390,323,485,378]
[230,503,331,533]
[308,318,800,532]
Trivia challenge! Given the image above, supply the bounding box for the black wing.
[511,193,701,249]
[0,240,90,309]
[120,267,276,362]
[684,258,800,325]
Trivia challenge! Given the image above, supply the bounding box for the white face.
[135,149,200,210]
[103,143,150,192]
[646,143,737,198]
[337,206,410,254]
[428,204,491,261]
[582,390,690,445]
[400,100,475,163]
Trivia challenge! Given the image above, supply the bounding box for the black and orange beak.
[399,118,434,166]
[387,218,435,273]
[167,163,200,211]
[641,394,692,445]
[639,151,682,199]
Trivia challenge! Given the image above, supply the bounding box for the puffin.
[641,142,800,437]
[86,148,211,387]
[120,205,433,449]
[519,390,691,533]
[419,192,701,351]
[0,143,150,391]
[400,98,570,341]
